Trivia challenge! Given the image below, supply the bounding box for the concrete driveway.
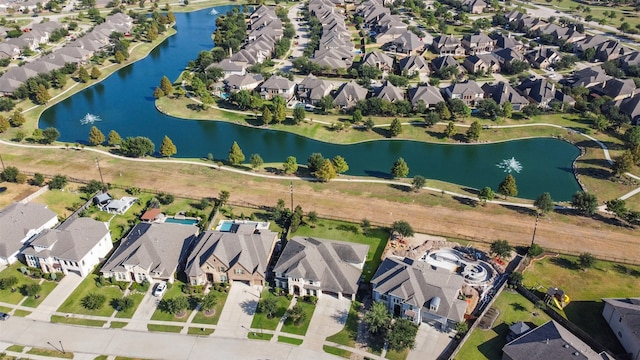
[407,324,456,360]
[27,272,83,322]
[124,281,159,331]
[302,295,351,350]
[214,282,262,338]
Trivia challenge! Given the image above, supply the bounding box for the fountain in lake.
[209,8,218,15]
[497,157,523,173]
[80,113,101,125]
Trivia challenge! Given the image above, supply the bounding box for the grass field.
[187,327,215,335]
[26,347,73,359]
[386,348,410,360]
[326,302,361,347]
[522,255,640,354]
[247,332,274,340]
[281,301,316,336]
[278,336,303,345]
[147,324,183,333]
[57,274,124,317]
[322,345,352,358]
[291,219,389,282]
[110,321,128,329]
[0,263,57,305]
[455,290,552,360]
[251,289,291,330]
[114,293,145,319]
[22,280,58,308]
[150,280,191,322]
[32,188,84,219]
[13,309,31,317]
[191,288,229,325]
[51,315,107,327]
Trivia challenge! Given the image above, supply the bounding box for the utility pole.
[0,154,5,171]
[290,181,294,210]
[95,157,105,187]
[531,212,540,246]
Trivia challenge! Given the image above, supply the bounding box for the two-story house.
[0,202,58,266]
[444,80,484,106]
[461,33,495,55]
[602,298,640,360]
[260,75,296,100]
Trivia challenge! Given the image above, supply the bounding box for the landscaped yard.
[32,187,84,219]
[21,280,58,308]
[150,280,190,322]
[114,292,145,318]
[0,262,58,305]
[455,290,552,360]
[251,289,291,330]
[291,219,389,282]
[326,301,360,347]
[26,347,73,359]
[191,288,230,325]
[522,255,640,355]
[57,274,127,317]
[281,301,316,336]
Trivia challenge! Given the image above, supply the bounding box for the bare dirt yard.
[1,143,639,263]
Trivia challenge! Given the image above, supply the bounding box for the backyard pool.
[165,217,199,225]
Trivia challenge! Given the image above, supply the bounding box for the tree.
[88,126,105,146]
[159,135,177,157]
[114,51,126,64]
[332,155,349,174]
[115,296,134,312]
[0,166,20,182]
[534,192,554,214]
[528,244,544,257]
[307,153,325,173]
[91,66,102,80]
[35,84,50,105]
[490,240,513,260]
[293,106,306,124]
[153,87,165,99]
[572,191,598,216]
[578,252,595,269]
[498,174,518,198]
[120,137,155,157]
[364,301,391,335]
[81,180,103,194]
[82,293,106,310]
[218,190,230,206]
[605,199,627,219]
[613,150,634,176]
[273,96,287,123]
[42,127,60,144]
[160,76,173,96]
[455,321,469,338]
[287,304,306,325]
[478,186,495,204]
[315,159,337,182]
[32,173,45,186]
[227,141,245,165]
[317,95,334,113]
[389,118,402,137]
[78,66,90,83]
[508,272,524,287]
[477,99,501,119]
[352,109,363,123]
[466,121,482,142]
[391,220,414,237]
[201,292,217,312]
[411,175,426,192]
[261,106,273,125]
[391,157,409,178]
[0,117,9,133]
[10,110,26,127]
[283,156,298,174]
[49,174,68,190]
[22,283,42,298]
[108,130,122,146]
[250,153,263,169]
[257,296,278,318]
[307,211,318,224]
[503,101,513,119]
[625,126,640,147]
[159,296,189,314]
[0,276,18,290]
[444,121,456,138]
[387,318,419,351]
[361,218,371,234]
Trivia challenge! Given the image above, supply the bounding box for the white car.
[153,281,167,297]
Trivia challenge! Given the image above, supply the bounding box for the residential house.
[517,78,574,108]
[273,236,369,300]
[574,34,609,53]
[463,54,500,74]
[591,78,637,101]
[22,217,112,277]
[445,80,484,106]
[397,55,430,80]
[0,202,58,266]
[374,81,405,102]
[208,59,247,79]
[507,322,531,343]
[224,73,264,92]
[260,75,296,100]
[492,33,524,52]
[104,197,137,215]
[602,298,640,360]
[462,0,487,14]
[525,48,562,69]
[333,80,369,109]
[101,222,199,283]
[373,13,408,44]
[184,224,278,287]
[619,51,640,69]
[567,66,611,88]
[481,82,530,111]
[0,43,20,60]
[140,208,162,223]
[596,40,633,62]
[462,33,495,55]
[492,48,524,66]
[502,320,610,360]
[431,55,466,78]
[371,257,467,330]
[387,31,425,55]
[407,85,445,108]
[616,92,640,125]
[362,51,395,74]
[432,35,465,57]
[296,74,334,105]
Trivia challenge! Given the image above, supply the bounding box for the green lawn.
[326,301,360,346]
[247,332,273,341]
[191,289,229,325]
[150,280,190,322]
[51,315,107,327]
[13,309,31,317]
[386,348,410,360]
[278,336,303,345]
[110,321,128,329]
[57,274,125,317]
[251,289,291,330]
[26,347,73,359]
[522,255,640,355]
[456,290,552,360]
[323,345,352,358]
[114,293,145,318]
[187,327,215,335]
[21,280,58,307]
[147,324,183,333]
[281,301,316,336]
[32,188,84,219]
[0,263,51,304]
[5,345,24,353]
[291,219,389,282]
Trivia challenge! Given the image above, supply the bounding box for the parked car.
[153,281,167,297]
[0,312,10,321]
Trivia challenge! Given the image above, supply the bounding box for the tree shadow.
[452,195,477,207]
[612,264,640,277]
[499,204,538,216]
[563,300,626,355]
[264,166,282,174]
[549,256,578,270]
[388,183,411,192]
[477,323,509,360]
[510,302,527,312]
[0,187,6,194]
[331,308,349,324]
[186,103,203,112]
[240,299,258,316]
[364,170,392,179]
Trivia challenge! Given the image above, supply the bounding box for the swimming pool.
[165,218,199,225]
[218,222,233,232]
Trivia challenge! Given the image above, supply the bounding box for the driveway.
[214,282,262,338]
[302,295,351,350]
[124,281,158,331]
[407,324,456,360]
[27,272,83,322]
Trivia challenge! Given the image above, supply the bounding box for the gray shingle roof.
[602,298,640,345]
[273,237,369,295]
[375,81,405,102]
[408,85,444,106]
[334,80,369,108]
[481,82,530,107]
[0,202,58,259]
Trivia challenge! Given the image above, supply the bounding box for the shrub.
[0,276,18,290]
[114,296,134,312]
[82,293,107,310]
[157,192,174,205]
[527,244,544,257]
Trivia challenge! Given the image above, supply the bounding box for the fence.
[19,185,49,203]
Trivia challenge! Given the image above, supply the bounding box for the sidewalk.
[27,273,83,322]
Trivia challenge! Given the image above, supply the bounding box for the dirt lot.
[1,143,639,263]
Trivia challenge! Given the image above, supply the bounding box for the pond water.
[39,6,582,200]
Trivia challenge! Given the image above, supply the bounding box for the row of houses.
[0,13,133,96]
[308,0,355,70]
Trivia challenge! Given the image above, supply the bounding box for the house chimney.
[229,47,233,57]
[546,338,549,345]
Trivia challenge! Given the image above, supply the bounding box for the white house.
[0,202,58,266]
[105,197,137,214]
[602,298,640,360]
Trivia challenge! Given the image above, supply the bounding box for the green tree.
[257,296,278,318]
[115,296,134,312]
[534,192,554,214]
[273,96,287,123]
[159,135,177,157]
[503,101,513,119]
[287,304,306,325]
[49,174,68,190]
[455,321,469,338]
[391,157,409,178]
[78,66,90,83]
[364,118,375,131]
[387,318,419,351]
[352,109,363,123]
[147,24,159,41]
[613,150,634,176]
[478,186,495,204]
[444,121,456,138]
[283,156,298,174]
[466,121,482,142]
[315,159,337,182]
[91,66,102,80]
[42,127,60,144]
[0,166,20,182]
[364,301,391,335]
[153,87,165,99]
[307,153,325,173]
[528,244,544,257]
[218,190,230,206]
[201,292,217,312]
[293,106,306,124]
[605,199,627,219]
[250,153,264,169]
[508,272,523,287]
[107,130,122,146]
[411,175,426,192]
[82,293,106,310]
[389,118,402,137]
[32,173,45,186]
[361,218,371,234]
[120,137,155,157]
[227,141,245,165]
[34,84,50,105]
[571,191,598,216]
[578,252,595,269]
[160,76,174,96]
[22,283,42,298]
[490,240,513,260]
[391,220,414,237]
[262,106,273,125]
[317,95,334,113]
[0,117,9,133]
[88,126,105,146]
[10,110,26,127]
[332,155,349,174]
[114,51,126,64]
[498,174,518,198]
[0,276,18,290]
